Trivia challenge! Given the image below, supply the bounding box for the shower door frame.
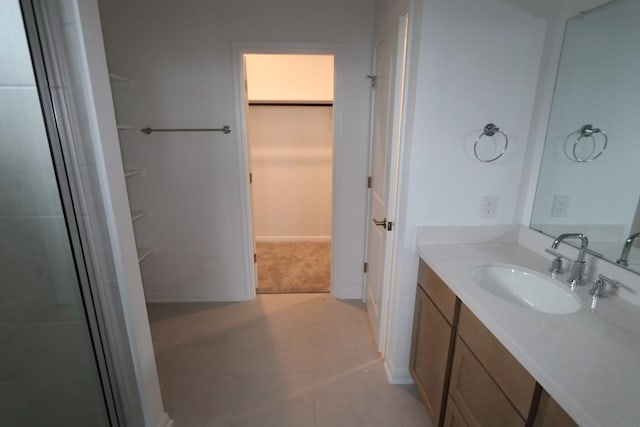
[19,1,122,424]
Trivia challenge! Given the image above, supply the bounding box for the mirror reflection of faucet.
[550,233,589,288]
[616,232,640,267]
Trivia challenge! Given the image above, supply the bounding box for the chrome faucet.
[616,232,640,267]
[551,233,589,287]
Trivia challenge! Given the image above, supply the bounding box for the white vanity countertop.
[417,242,640,427]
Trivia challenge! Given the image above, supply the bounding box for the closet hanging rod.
[140,125,231,135]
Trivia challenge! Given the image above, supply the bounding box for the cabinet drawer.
[443,397,469,427]
[418,261,457,324]
[533,390,577,427]
[410,286,453,422]
[449,337,525,427]
[457,304,536,418]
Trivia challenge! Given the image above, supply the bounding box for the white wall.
[245,54,334,102]
[98,0,375,301]
[249,106,333,241]
[379,0,547,382]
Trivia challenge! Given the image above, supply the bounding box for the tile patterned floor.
[148,294,432,427]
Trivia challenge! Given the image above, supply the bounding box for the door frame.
[364,12,410,353]
[231,42,340,299]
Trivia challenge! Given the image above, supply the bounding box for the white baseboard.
[144,292,252,303]
[384,360,414,385]
[156,412,173,427]
[255,235,331,243]
[331,288,363,300]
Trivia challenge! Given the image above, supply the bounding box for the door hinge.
[364,262,368,273]
[249,172,253,184]
[387,221,393,232]
[367,176,372,188]
[253,253,257,263]
[367,74,377,88]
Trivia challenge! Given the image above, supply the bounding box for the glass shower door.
[0,0,114,425]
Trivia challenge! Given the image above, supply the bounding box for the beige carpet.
[256,242,331,293]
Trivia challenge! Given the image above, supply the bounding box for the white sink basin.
[472,265,581,314]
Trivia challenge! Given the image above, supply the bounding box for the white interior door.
[366,28,398,351]
[242,57,259,291]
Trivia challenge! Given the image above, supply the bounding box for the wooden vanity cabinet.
[412,260,577,427]
[533,390,577,427]
[443,397,468,427]
[448,304,537,426]
[417,262,457,323]
[448,337,525,426]
[410,262,459,424]
[456,305,537,419]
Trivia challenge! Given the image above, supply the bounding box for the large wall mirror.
[531,0,640,274]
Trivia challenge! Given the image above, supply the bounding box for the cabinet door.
[449,337,525,427]
[443,398,469,427]
[533,390,577,427]
[410,286,453,423]
[458,305,536,418]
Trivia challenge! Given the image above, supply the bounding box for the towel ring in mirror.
[564,124,608,163]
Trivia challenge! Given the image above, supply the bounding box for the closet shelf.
[124,169,143,178]
[131,209,149,222]
[109,73,134,88]
[137,247,153,263]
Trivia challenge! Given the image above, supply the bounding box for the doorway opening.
[243,53,335,294]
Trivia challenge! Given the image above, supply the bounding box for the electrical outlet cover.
[481,195,499,219]
[551,195,569,218]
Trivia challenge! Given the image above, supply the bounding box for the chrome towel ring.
[564,124,607,163]
[474,123,509,163]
